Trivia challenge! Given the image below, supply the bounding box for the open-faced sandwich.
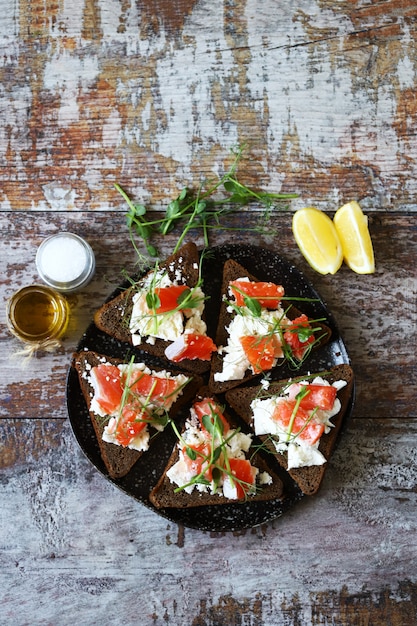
[93,242,216,374]
[72,245,352,512]
[225,364,354,495]
[209,259,332,393]
[149,389,284,508]
[72,350,203,478]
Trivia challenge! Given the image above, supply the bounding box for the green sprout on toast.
[170,402,258,500]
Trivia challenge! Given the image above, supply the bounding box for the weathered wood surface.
[2,416,417,625]
[1,1,417,624]
[1,0,417,212]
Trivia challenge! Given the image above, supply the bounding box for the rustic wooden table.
[1,1,416,624]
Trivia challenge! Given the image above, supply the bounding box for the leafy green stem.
[286,387,310,441]
[115,145,299,261]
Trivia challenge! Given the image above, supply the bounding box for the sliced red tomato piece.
[165,333,217,362]
[152,285,189,313]
[284,314,316,360]
[228,458,256,499]
[272,399,324,445]
[115,406,148,446]
[127,371,179,406]
[287,383,337,411]
[230,280,284,309]
[182,442,213,481]
[91,364,124,415]
[193,397,230,434]
[240,334,282,373]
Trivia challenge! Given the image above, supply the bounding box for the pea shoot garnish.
[115,145,298,264]
[169,399,259,500]
[223,279,327,372]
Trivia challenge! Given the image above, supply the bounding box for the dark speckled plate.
[66,244,354,532]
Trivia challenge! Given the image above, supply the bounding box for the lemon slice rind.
[333,201,375,275]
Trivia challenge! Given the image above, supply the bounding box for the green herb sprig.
[169,403,257,499]
[224,288,327,370]
[115,146,298,264]
[130,257,207,340]
[115,358,190,432]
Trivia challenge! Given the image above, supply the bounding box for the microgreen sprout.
[224,290,264,318]
[286,387,310,441]
[115,145,298,264]
[243,295,262,317]
[169,402,257,499]
[104,358,191,439]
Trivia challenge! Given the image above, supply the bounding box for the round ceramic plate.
[66,244,354,532]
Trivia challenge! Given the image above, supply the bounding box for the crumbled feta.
[258,471,273,485]
[88,361,188,452]
[250,377,346,469]
[129,271,207,345]
[214,304,288,382]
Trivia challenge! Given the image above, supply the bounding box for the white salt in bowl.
[36,232,96,292]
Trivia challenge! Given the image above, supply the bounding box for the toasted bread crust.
[93,242,211,374]
[225,364,354,495]
[209,259,332,394]
[72,350,202,479]
[149,388,284,509]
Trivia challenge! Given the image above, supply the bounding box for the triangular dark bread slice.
[72,350,203,479]
[225,364,354,496]
[209,259,332,393]
[149,388,284,509]
[93,242,211,374]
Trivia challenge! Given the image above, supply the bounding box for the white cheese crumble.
[88,362,188,452]
[250,376,347,469]
[166,416,266,499]
[214,303,289,382]
[129,269,207,346]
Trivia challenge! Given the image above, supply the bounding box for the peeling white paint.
[0,84,32,157]
[42,182,77,210]
[154,46,238,164]
[397,54,416,90]
[49,0,87,37]
[0,0,416,211]
[141,100,151,132]
[0,0,19,39]
[43,50,100,126]
[102,108,122,147]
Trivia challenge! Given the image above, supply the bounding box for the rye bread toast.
[225,364,354,495]
[72,350,203,479]
[149,388,284,509]
[209,259,332,393]
[93,242,212,374]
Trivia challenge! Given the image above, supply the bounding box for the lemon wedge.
[292,207,343,275]
[333,201,375,274]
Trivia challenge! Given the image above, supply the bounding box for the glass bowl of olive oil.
[7,285,69,344]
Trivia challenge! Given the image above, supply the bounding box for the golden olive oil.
[7,285,69,343]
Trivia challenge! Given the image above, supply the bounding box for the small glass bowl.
[36,232,95,293]
[7,284,69,344]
